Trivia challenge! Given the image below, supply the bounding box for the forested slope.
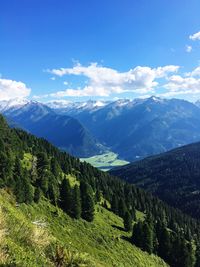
[0,114,199,266]
[111,142,200,219]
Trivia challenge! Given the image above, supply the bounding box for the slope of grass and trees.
[0,114,200,266]
[111,141,200,220]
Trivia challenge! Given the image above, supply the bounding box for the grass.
[0,190,168,267]
[81,152,129,171]
[65,173,80,187]
[21,153,33,170]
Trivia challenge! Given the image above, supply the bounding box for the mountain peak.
[0,98,30,111]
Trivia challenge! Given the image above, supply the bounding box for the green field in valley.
[81,152,129,171]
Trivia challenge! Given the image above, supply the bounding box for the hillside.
[0,99,105,157]
[0,190,168,267]
[110,141,200,219]
[0,114,200,267]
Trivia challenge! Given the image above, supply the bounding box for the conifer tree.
[95,188,101,203]
[14,175,24,203]
[80,181,95,222]
[111,195,118,214]
[182,241,195,267]
[132,221,143,248]
[142,221,154,254]
[13,158,24,203]
[156,223,171,262]
[71,185,81,219]
[59,178,72,215]
[123,211,132,232]
[22,170,33,204]
[50,158,60,177]
[118,198,127,218]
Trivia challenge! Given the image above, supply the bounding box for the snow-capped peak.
[46,99,108,112]
[45,100,72,109]
[0,98,30,111]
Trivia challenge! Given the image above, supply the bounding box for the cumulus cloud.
[163,75,200,95]
[0,78,31,100]
[185,45,192,53]
[189,31,200,41]
[186,66,200,77]
[47,63,179,97]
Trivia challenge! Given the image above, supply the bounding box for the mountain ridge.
[47,96,200,161]
[110,140,200,219]
[0,99,105,157]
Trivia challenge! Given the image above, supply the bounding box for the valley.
[2,2,200,266]
[81,152,129,171]
[0,113,199,266]
[3,96,200,164]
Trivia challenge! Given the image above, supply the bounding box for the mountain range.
[46,96,200,161]
[0,99,105,158]
[2,96,200,162]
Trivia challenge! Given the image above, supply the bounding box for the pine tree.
[95,188,101,203]
[132,221,143,248]
[118,198,127,218]
[142,221,154,254]
[50,158,60,177]
[156,223,171,263]
[181,240,195,267]
[13,158,24,203]
[47,173,59,204]
[59,178,72,215]
[123,211,132,232]
[22,170,33,204]
[0,151,9,182]
[14,175,24,203]
[130,205,136,221]
[111,195,118,214]
[80,181,95,222]
[71,185,81,219]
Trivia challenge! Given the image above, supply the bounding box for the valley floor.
[81,152,129,171]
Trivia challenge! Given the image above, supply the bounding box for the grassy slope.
[0,190,168,267]
[81,152,129,171]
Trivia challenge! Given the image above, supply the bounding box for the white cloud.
[186,66,200,77]
[0,78,31,100]
[48,63,179,97]
[163,75,200,95]
[50,77,56,81]
[189,31,200,41]
[185,45,192,53]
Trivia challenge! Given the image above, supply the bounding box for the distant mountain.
[110,141,200,219]
[49,96,200,161]
[0,99,105,157]
[47,99,109,115]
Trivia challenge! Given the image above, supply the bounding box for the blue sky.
[1,0,200,102]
